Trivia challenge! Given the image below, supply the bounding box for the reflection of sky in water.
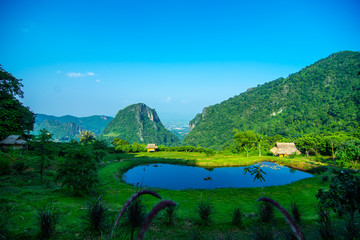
[123,162,313,190]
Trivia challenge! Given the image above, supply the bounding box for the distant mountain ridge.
[33,114,113,141]
[183,51,360,149]
[101,103,180,146]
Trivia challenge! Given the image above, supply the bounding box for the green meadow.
[1,151,340,239]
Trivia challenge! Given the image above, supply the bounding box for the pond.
[122,161,313,190]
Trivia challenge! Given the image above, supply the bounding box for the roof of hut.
[0,135,27,145]
[270,142,301,155]
[145,143,158,149]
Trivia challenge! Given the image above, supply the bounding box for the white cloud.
[56,70,62,74]
[96,79,101,83]
[165,96,172,103]
[181,99,190,104]
[67,72,96,78]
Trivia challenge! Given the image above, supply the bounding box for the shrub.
[232,207,242,227]
[290,202,301,225]
[258,201,274,224]
[162,205,176,226]
[316,205,334,240]
[252,224,274,240]
[195,198,215,226]
[82,196,109,236]
[0,154,11,176]
[35,206,60,240]
[125,197,146,240]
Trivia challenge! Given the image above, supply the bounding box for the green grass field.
[0,152,343,239]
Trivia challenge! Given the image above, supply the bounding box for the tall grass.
[82,196,109,236]
[195,198,215,226]
[316,205,334,240]
[35,206,60,240]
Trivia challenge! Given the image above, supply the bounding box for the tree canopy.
[0,66,34,139]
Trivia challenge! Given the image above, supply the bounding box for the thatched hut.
[0,135,28,150]
[270,142,301,157]
[145,143,158,152]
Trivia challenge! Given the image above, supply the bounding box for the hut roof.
[270,142,301,156]
[0,135,27,145]
[145,144,158,149]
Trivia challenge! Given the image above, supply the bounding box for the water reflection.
[123,161,313,190]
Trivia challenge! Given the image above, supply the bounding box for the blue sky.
[1,0,359,122]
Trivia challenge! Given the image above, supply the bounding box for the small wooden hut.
[0,135,28,150]
[270,142,301,157]
[145,143,158,152]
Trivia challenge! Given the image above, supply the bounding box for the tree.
[0,66,35,139]
[317,169,360,220]
[337,139,360,168]
[32,129,53,183]
[56,147,98,194]
[79,130,96,145]
[233,129,258,157]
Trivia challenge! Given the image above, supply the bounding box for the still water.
[123,161,313,190]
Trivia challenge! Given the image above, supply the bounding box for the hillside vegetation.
[101,103,180,146]
[183,51,360,149]
[33,114,113,141]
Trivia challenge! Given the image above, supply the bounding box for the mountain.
[33,114,113,141]
[101,103,181,146]
[183,51,360,150]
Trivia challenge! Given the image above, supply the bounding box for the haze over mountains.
[33,51,360,148]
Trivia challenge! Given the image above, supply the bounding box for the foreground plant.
[232,207,242,227]
[82,195,109,236]
[257,197,305,240]
[36,206,60,240]
[108,189,176,240]
[195,197,215,226]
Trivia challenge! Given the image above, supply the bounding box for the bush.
[162,205,176,226]
[258,201,274,224]
[82,196,109,236]
[290,202,301,225]
[56,147,98,194]
[124,197,146,240]
[195,198,215,226]
[316,205,334,240]
[35,206,60,240]
[232,207,242,227]
[0,154,10,176]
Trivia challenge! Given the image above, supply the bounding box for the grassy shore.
[1,152,336,239]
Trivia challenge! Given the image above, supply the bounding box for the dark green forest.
[183,51,360,149]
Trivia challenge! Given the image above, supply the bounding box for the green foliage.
[124,197,146,240]
[0,153,11,176]
[316,205,335,240]
[232,207,242,227]
[183,51,360,150]
[316,169,360,218]
[56,147,98,194]
[102,103,180,146]
[30,129,54,183]
[79,130,96,144]
[290,202,301,225]
[162,205,177,226]
[82,196,110,236]
[0,66,35,140]
[195,197,215,226]
[337,139,360,168]
[258,201,274,224]
[35,206,60,240]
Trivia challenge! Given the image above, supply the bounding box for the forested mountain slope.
[33,114,113,141]
[101,103,180,146]
[182,51,360,150]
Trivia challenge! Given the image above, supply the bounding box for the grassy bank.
[1,152,336,239]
